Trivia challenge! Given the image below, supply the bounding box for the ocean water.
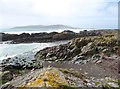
[0,28,76,61]
[0,28,84,34]
[0,28,76,62]
[0,41,70,61]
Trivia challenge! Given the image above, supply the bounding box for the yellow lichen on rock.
[19,68,68,88]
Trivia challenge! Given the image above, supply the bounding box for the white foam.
[2,29,87,34]
[0,41,70,61]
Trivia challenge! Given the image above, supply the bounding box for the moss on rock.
[19,68,68,88]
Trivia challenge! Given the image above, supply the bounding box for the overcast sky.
[0,0,119,29]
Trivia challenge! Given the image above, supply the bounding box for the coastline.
[0,40,70,66]
[1,29,114,44]
[0,29,119,88]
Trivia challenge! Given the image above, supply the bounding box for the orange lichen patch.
[19,68,68,88]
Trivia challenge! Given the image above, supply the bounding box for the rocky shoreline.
[0,29,120,88]
[35,33,119,64]
[1,29,114,43]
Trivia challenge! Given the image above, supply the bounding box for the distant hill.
[12,25,78,30]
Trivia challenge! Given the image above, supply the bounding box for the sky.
[0,0,119,29]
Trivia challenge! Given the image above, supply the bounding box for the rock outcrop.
[1,29,114,43]
[1,67,119,88]
[1,30,119,88]
[35,33,118,64]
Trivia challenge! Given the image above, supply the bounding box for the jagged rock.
[45,56,57,61]
[80,42,98,56]
[71,37,91,48]
[70,46,81,56]
[96,60,102,64]
[1,30,119,88]
[91,54,101,63]
[72,55,86,64]
[52,33,75,41]
[102,48,113,56]
[35,33,118,65]
[1,67,118,88]
[0,82,14,89]
[1,71,13,84]
[2,29,116,43]
[17,68,69,88]
[94,77,119,87]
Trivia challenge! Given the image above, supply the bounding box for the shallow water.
[0,40,70,61]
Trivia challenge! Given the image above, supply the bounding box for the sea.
[0,28,78,62]
[0,28,84,34]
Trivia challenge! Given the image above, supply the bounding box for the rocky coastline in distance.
[1,29,116,43]
[0,29,120,88]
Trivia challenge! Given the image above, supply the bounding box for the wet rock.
[5,58,11,62]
